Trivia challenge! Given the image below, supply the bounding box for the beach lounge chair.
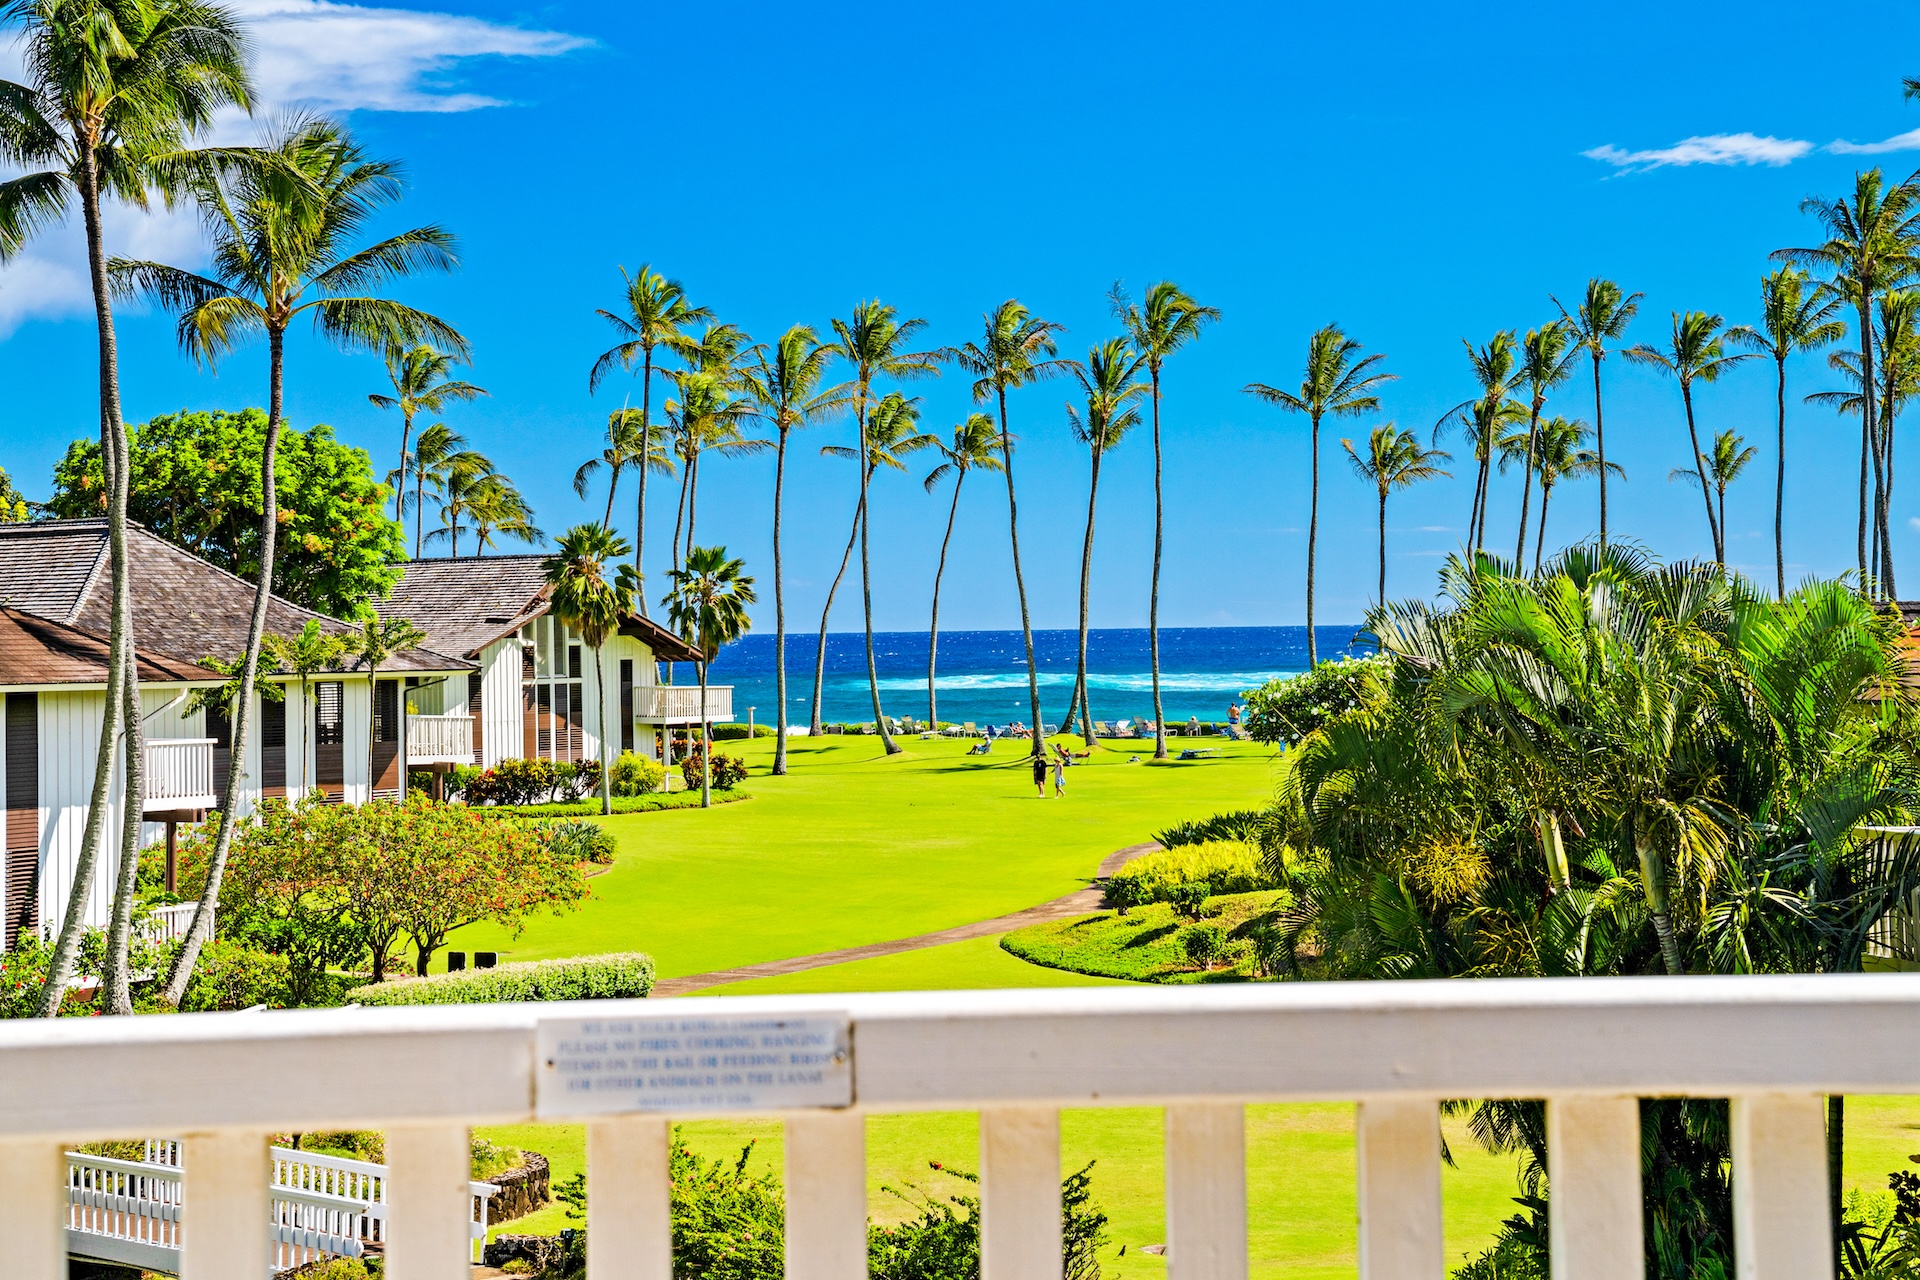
[962,721,978,737]
[1095,721,1115,738]
[1177,746,1222,761]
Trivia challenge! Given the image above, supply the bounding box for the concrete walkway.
[650,842,1156,997]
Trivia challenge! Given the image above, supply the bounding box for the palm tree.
[545,524,635,816]
[368,342,486,543]
[0,0,247,1017]
[1776,169,1920,590]
[1526,416,1621,571]
[468,476,542,556]
[1871,290,1920,596]
[1509,322,1579,568]
[665,365,759,565]
[573,407,674,531]
[346,610,424,798]
[1671,430,1757,562]
[1243,325,1394,665]
[666,546,756,808]
[589,265,712,610]
[1554,280,1641,547]
[830,302,941,753]
[1439,332,1524,556]
[1625,313,1754,563]
[740,324,845,775]
[264,619,346,798]
[1728,268,1847,598]
[1056,338,1146,746]
[922,413,1003,731]
[1113,281,1219,760]
[391,424,488,559]
[422,452,499,558]
[1341,423,1450,607]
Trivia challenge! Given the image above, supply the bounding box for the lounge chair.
[1096,721,1115,738]
[962,721,979,737]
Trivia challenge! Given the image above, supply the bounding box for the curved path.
[651,842,1156,997]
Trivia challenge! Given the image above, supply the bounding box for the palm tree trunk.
[1774,356,1788,600]
[1306,411,1321,666]
[1149,366,1169,761]
[1593,353,1609,548]
[1634,825,1686,976]
[1376,485,1387,608]
[413,460,425,560]
[1860,410,1873,588]
[601,465,620,529]
[1719,485,1728,567]
[773,428,789,776]
[595,643,611,816]
[1515,408,1539,568]
[1870,403,1886,594]
[395,408,414,537]
[1535,482,1551,575]
[1860,297,1876,592]
[998,386,1045,753]
[1474,448,1491,555]
[854,381,897,754]
[636,347,653,616]
[1829,1095,1845,1276]
[671,451,689,578]
[686,451,700,561]
[810,506,861,735]
[929,474,964,731]
[1073,448,1102,747]
[1880,390,1897,598]
[103,594,145,1015]
[698,661,711,808]
[1680,383,1721,562]
[162,325,286,1007]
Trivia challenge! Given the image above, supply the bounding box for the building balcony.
[639,683,731,724]
[405,713,474,765]
[141,738,217,814]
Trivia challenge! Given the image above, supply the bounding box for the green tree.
[1553,279,1641,547]
[666,546,756,808]
[264,620,346,797]
[467,474,542,556]
[922,413,1003,731]
[1670,429,1758,562]
[665,364,759,565]
[946,300,1065,752]
[1113,281,1219,760]
[740,324,845,775]
[589,265,712,611]
[367,342,486,548]
[831,302,941,753]
[1243,325,1394,664]
[545,524,636,816]
[1509,322,1579,568]
[573,407,674,533]
[1727,267,1847,599]
[1624,312,1753,563]
[0,0,249,1019]
[1341,423,1450,608]
[1441,331,1525,555]
[50,409,407,617]
[1523,416,1620,570]
[0,466,31,521]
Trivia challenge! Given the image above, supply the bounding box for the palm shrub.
[544,820,616,865]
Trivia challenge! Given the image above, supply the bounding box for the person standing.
[1052,744,1068,797]
[1032,749,1049,798]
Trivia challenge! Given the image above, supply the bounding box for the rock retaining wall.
[487,1150,551,1223]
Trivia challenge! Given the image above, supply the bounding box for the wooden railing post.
[981,1107,1061,1280]
[181,1130,270,1280]
[1356,1099,1441,1280]
[1732,1094,1833,1280]
[1166,1103,1247,1280]
[587,1117,671,1280]
[385,1124,472,1280]
[1547,1096,1642,1280]
[786,1113,867,1280]
[0,1140,67,1279]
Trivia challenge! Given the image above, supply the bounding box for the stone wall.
[487,1150,551,1223]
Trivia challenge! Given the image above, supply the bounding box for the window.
[568,645,582,679]
[373,681,400,744]
[315,682,344,745]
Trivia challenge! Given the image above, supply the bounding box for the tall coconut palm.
[1671,430,1757,563]
[830,302,941,753]
[922,413,1003,731]
[1871,291,1920,596]
[368,342,486,542]
[1244,325,1395,665]
[1341,423,1450,607]
[1113,281,1219,760]
[589,265,711,610]
[468,476,542,556]
[1554,280,1641,547]
[391,424,489,559]
[1728,268,1847,598]
[118,116,464,1008]
[740,324,845,775]
[0,0,247,1017]
[1060,338,1147,746]
[573,407,674,531]
[1508,322,1579,568]
[1625,313,1753,563]
[1439,331,1524,555]
[545,524,635,816]
[664,368,761,559]
[666,546,756,808]
[1511,416,1621,571]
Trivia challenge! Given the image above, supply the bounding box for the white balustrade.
[640,683,732,722]
[406,713,475,765]
[1,977,1897,1279]
[141,903,204,945]
[141,738,217,813]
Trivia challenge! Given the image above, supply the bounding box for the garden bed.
[999,890,1289,983]
[504,789,750,819]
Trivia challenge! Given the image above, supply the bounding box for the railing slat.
[785,1113,867,1280]
[980,1107,1061,1280]
[587,1117,670,1280]
[1356,1099,1440,1280]
[1547,1096,1641,1280]
[385,1124,472,1280]
[1166,1103,1247,1280]
[1732,1094,1833,1280]
[0,1140,65,1279]
[181,1131,268,1280]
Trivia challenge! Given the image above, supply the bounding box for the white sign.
[535,1013,852,1117]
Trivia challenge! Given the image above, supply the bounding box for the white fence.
[405,714,474,765]
[0,977,1904,1279]
[141,738,218,813]
[142,903,203,945]
[640,684,731,723]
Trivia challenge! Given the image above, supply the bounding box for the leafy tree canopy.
[47,408,405,618]
[0,466,31,522]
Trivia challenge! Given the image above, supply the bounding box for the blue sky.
[6,0,1920,631]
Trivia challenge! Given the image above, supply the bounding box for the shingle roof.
[384,554,701,662]
[0,607,216,688]
[0,520,471,675]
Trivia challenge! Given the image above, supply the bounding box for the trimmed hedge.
[710,723,776,740]
[354,953,655,1005]
[1104,840,1270,908]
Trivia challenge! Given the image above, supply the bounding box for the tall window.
[521,615,587,762]
[315,683,344,745]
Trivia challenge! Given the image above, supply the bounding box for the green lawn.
[698,932,1137,995]
[455,733,1283,979]
[1003,894,1289,983]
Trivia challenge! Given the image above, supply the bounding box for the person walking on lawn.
[1032,750,1049,798]
[1052,744,1068,797]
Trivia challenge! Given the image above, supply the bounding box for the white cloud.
[1829,127,1920,156]
[1583,133,1814,172]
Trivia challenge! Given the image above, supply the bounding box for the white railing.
[141,738,217,813]
[640,683,732,722]
[141,903,204,945]
[0,977,1897,1279]
[406,713,474,765]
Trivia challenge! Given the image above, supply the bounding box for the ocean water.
[695,626,1372,729]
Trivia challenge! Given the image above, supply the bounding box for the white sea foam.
[868,671,1292,694]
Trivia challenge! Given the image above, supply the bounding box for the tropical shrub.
[179,938,297,1011]
[681,747,748,791]
[354,953,654,1005]
[1152,809,1271,849]
[710,723,775,740]
[553,759,604,803]
[609,750,666,795]
[495,757,560,805]
[448,764,483,800]
[544,819,617,864]
[868,1162,1107,1280]
[1240,652,1389,745]
[1104,841,1266,908]
[1168,881,1213,919]
[1180,923,1224,969]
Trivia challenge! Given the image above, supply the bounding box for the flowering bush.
[681,747,748,791]
[1240,652,1390,745]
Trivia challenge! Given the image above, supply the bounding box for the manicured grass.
[1003,894,1288,983]
[505,789,751,818]
[697,932,1137,996]
[454,734,1282,979]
